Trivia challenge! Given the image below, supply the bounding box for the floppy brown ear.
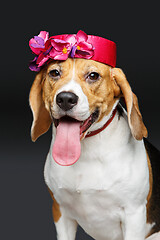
[29,70,52,142]
[111,68,148,140]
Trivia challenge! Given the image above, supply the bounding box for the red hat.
[29,30,116,72]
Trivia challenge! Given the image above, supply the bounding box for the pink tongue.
[52,119,81,166]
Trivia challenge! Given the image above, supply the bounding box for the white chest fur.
[44,113,149,240]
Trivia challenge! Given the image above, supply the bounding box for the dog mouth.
[53,108,99,138]
[52,108,99,166]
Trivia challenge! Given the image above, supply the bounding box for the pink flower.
[48,31,94,61]
[29,30,95,72]
[29,31,49,55]
[29,31,52,70]
[70,30,95,59]
[36,52,50,67]
[49,39,72,60]
[29,56,41,72]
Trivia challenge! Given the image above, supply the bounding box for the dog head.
[29,58,147,140]
[29,58,147,165]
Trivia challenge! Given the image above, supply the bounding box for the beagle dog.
[29,58,160,240]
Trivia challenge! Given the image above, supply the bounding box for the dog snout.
[56,91,79,111]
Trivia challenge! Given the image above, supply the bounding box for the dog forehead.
[47,58,110,75]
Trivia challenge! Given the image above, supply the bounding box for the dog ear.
[111,68,148,140]
[29,70,52,142]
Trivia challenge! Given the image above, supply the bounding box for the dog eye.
[87,72,100,82]
[49,69,60,79]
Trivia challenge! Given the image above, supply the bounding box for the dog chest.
[45,133,149,209]
[45,156,125,240]
[57,188,124,240]
[44,126,149,240]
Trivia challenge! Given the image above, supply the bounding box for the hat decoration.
[29,30,116,72]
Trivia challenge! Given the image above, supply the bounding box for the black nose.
[56,91,78,111]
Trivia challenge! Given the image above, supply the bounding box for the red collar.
[86,107,117,138]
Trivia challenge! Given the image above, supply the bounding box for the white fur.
[43,70,155,240]
[54,210,77,240]
[44,106,152,240]
[146,232,160,240]
[52,59,90,121]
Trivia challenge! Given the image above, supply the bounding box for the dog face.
[29,58,147,142]
[43,58,118,136]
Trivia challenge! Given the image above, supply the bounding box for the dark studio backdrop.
[0,1,160,239]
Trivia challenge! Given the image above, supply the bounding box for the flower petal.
[75,49,94,59]
[37,53,49,67]
[29,31,49,55]
[65,34,77,45]
[51,39,71,51]
[38,31,49,42]
[34,36,44,47]
[29,36,46,55]
[44,46,52,55]
[50,46,70,60]
[44,39,52,51]
[70,45,77,58]
[54,53,69,60]
[29,57,41,72]
[76,30,88,43]
[29,38,42,55]
[78,41,94,50]
[49,48,57,58]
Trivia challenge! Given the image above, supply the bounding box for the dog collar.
[29,30,116,72]
[86,107,117,138]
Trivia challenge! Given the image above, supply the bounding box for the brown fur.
[144,140,160,236]
[111,68,148,140]
[48,188,61,223]
[73,59,118,122]
[146,151,153,237]
[29,69,52,141]
[146,152,153,204]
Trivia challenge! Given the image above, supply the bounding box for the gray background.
[1,0,160,239]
